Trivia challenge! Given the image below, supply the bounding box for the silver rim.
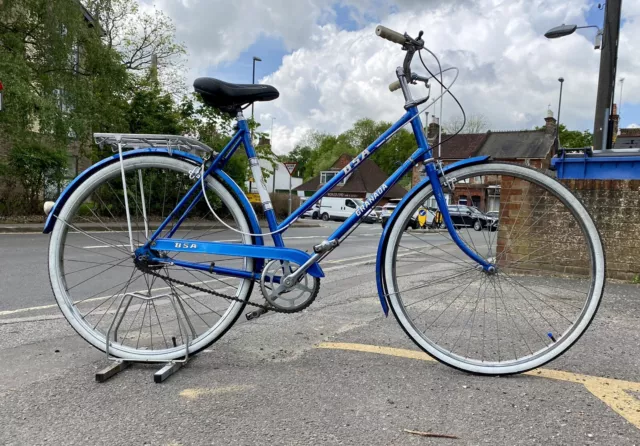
[384,163,604,375]
[48,155,253,361]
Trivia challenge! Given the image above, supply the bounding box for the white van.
[319,197,376,223]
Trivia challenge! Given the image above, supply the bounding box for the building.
[295,153,407,204]
[412,111,557,212]
[247,135,303,195]
[245,158,304,195]
[613,127,640,149]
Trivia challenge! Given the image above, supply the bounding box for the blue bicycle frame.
[139,105,491,281]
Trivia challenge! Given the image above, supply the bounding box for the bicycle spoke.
[384,163,602,374]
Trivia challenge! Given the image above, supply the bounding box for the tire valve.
[547,332,557,343]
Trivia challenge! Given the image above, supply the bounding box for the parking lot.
[1,221,639,445]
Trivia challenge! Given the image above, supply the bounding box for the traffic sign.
[283,162,297,176]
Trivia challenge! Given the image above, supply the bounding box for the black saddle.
[193,78,279,111]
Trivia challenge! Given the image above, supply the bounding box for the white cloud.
[628,123,640,129]
[256,0,613,153]
[148,0,640,154]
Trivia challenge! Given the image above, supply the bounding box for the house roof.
[295,154,407,198]
[475,130,554,159]
[435,133,488,160]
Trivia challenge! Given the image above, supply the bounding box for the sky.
[141,0,639,154]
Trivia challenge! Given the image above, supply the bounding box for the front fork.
[424,161,493,272]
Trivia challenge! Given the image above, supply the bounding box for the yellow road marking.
[318,342,640,430]
[179,384,255,400]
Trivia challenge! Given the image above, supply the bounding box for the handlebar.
[376,25,424,92]
[375,25,406,45]
[389,73,426,92]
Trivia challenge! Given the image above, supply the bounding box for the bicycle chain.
[140,266,289,313]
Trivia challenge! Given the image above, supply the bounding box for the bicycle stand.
[95,291,195,384]
[95,358,192,383]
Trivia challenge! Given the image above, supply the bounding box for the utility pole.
[556,77,564,155]
[270,117,276,193]
[618,77,625,118]
[593,0,622,151]
[251,56,262,142]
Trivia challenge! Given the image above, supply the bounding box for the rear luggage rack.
[94,133,216,156]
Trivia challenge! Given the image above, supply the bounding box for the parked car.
[319,197,376,223]
[373,206,384,222]
[301,201,320,219]
[447,205,498,231]
[380,201,435,230]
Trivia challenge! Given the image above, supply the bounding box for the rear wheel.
[321,213,330,221]
[48,154,254,361]
[381,162,605,375]
[473,220,482,231]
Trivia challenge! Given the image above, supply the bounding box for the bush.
[251,193,301,220]
[1,141,68,214]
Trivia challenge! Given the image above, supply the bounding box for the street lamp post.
[251,56,262,141]
[544,0,622,151]
[270,116,276,193]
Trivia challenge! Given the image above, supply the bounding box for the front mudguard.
[375,156,489,315]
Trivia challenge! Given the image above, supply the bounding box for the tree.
[126,80,185,134]
[2,140,68,213]
[290,119,417,189]
[287,146,314,180]
[0,0,129,147]
[85,0,187,94]
[442,113,490,134]
[549,124,592,149]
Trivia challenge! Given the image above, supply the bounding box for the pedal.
[246,308,269,321]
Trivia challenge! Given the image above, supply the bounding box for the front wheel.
[321,213,330,221]
[48,154,254,361]
[381,162,605,375]
[473,220,482,231]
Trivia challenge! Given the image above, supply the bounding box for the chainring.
[259,259,320,313]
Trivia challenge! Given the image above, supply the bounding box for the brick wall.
[562,179,640,281]
[496,177,640,282]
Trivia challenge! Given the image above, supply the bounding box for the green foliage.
[126,80,185,134]
[535,124,593,149]
[2,140,68,213]
[290,118,417,181]
[0,0,130,148]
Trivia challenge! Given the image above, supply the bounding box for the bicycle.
[44,25,605,375]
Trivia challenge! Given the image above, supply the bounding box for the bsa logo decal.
[174,242,198,249]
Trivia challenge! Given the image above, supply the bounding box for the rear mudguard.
[375,156,489,315]
[42,148,276,272]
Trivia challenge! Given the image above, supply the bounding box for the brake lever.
[401,31,424,83]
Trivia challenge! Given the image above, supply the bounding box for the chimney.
[610,103,619,143]
[544,108,557,135]
[427,115,440,144]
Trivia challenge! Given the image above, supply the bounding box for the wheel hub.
[134,247,166,271]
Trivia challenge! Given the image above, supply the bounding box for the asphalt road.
[1,221,639,445]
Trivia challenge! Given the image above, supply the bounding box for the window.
[458,195,468,205]
[320,171,346,185]
[426,193,449,210]
[345,200,356,208]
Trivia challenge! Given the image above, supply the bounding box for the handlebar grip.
[389,80,401,92]
[375,25,406,45]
